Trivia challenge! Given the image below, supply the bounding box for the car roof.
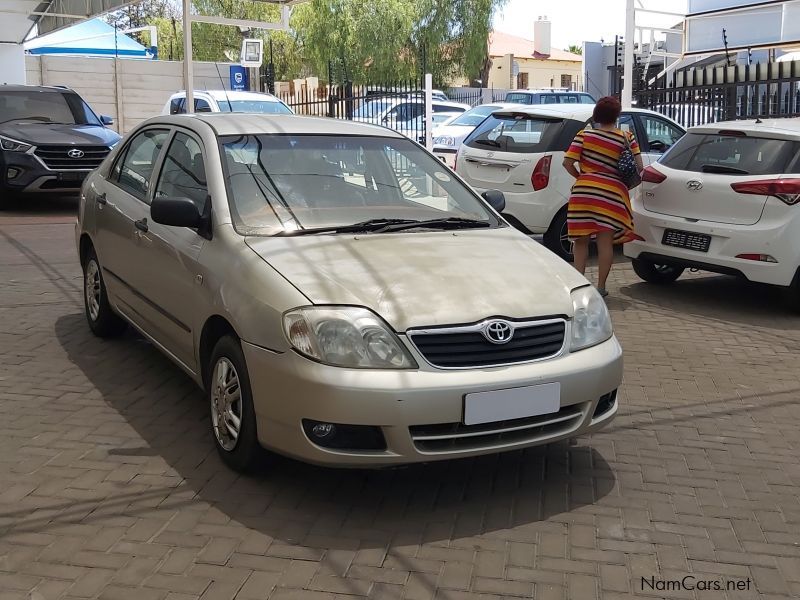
[508,89,591,95]
[687,118,800,137]
[172,90,283,102]
[0,84,72,93]
[491,104,596,120]
[152,113,407,138]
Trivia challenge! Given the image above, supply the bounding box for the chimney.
[534,16,551,59]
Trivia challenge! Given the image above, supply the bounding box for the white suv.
[455,105,685,260]
[624,119,800,308]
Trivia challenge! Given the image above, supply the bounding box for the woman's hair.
[592,96,622,125]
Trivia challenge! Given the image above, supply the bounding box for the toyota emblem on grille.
[67,149,85,159]
[687,180,703,191]
[484,320,513,344]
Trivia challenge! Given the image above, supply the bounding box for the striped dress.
[565,128,642,244]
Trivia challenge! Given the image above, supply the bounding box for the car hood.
[245,227,586,332]
[0,122,120,146]
[432,124,475,140]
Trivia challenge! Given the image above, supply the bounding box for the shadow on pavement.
[55,312,616,551]
[620,273,800,331]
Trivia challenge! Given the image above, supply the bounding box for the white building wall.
[0,43,26,84]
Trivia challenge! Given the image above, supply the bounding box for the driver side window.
[639,115,684,153]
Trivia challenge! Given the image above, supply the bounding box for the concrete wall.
[0,44,26,84]
[25,55,244,134]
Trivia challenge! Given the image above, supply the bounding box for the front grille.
[408,319,566,368]
[34,145,110,170]
[410,403,586,453]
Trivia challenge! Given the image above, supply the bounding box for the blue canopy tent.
[24,18,154,59]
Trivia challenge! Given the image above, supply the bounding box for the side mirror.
[481,189,506,213]
[151,196,203,229]
[100,115,114,126]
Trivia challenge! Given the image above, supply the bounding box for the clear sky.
[493,0,688,50]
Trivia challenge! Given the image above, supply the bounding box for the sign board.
[685,0,800,54]
[230,65,248,91]
[240,38,263,67]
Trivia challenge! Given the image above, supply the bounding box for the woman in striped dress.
[562,96,643,297]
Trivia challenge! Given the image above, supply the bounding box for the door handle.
[134,218,149,233]
[96,192,107,205]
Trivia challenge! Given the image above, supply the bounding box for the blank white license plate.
[463,382,561,425]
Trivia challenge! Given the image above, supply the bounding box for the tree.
[567,44,583,55]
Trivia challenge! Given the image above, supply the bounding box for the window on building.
[516,72,529,89]
[561,74,573,89]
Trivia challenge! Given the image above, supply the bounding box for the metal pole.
[425,73,433,151]
[182,0,194,113]
[622,0,635,108]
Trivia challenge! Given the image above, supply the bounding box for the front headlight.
[0,135,33,153]
[570,286,613,351]
[433,136,455,146]
[283,306,417,369]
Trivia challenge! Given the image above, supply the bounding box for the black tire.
[631,257,685,284]
[543,208,573,262]
[83,247,127,337]
[208,335,261,472]
[787,271,800,314]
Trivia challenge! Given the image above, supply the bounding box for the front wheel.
[543,209,573,262]
[631,257,684,284]
[208,336,261,472]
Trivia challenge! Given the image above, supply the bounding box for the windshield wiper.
[474,139,501,148]
[701,164,749,175]
[375,217,492,233]
[273,218,419,236]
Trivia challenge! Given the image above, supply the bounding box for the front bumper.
[1,150,90,194]
[242,335,623,467]
[625,200,800,287]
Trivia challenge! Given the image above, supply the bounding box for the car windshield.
[660,133,800,175]
[221,134,501,235]
[217,100,292,114]
[0,91,101,125]
[353,100,392,118]
[447,106,499,127]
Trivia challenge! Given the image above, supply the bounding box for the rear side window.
[504,93,533,104]
[661,133,800,175]
[465,114,581,153]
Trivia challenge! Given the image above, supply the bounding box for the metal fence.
[637,60,800,128]
[276,79,429,144]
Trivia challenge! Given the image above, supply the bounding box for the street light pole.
[622,0,635,108]
[182,0,194,113]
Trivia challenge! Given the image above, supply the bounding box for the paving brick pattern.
[1,205,799,599]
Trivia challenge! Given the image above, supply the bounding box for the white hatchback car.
[432,103,522,168]
[456,105,685,260]
[163,90,293,115]
[624,119,800,308]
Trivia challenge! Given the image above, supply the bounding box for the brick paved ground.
[1,201,799,600]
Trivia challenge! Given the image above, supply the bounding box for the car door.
[634,113,686,166]
[131,129,210,370]
[94,127,170,320]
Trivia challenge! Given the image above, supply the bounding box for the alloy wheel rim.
[85,260,101,321]
[654,264,673,274]
[210,357,242,452]
[559,221,572,256]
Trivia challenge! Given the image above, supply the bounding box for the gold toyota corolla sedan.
[75,113,622,472]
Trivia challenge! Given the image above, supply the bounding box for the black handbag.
[618,132,641,189]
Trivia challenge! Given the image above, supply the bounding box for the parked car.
[504,89,596,105]
[76,113,622,471]
[0,84,120,202]
[162,90,293,115]
[456,105,685,260]
[353,98,470,131]
[624,119,800,309]
[432,103,522,167]
[397,112,463,144]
